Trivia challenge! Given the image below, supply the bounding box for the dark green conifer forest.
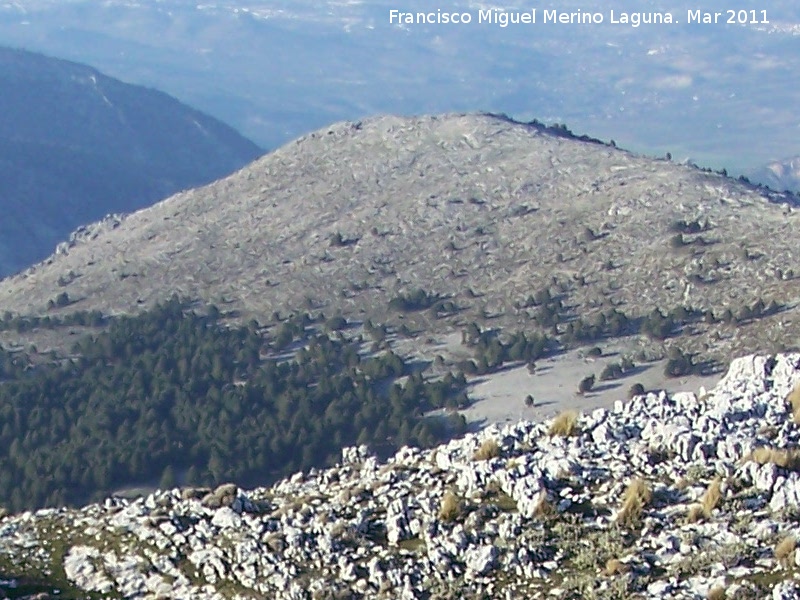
[0,297,466,511]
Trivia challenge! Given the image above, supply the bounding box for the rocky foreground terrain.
[4,353,800,598]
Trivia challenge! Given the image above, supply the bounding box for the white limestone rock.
[465,544,498,575]
[211,506,242,530]
[773,581,800,600]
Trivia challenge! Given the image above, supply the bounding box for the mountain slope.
[0,46,262,276]
[1,353,799,599]
[1,113,797,365]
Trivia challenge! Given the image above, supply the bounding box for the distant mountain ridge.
[751,156,800,193]
[0,46,262,277]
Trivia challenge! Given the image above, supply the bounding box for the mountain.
[1,113,797,364]
[751,156,800,193]
[0,47,262,277]
[1,352,799,598]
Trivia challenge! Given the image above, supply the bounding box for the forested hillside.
[0,298,466,511]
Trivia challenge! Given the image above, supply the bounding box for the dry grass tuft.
[533,494,555,519]
[548,410,579,437]
[473,438,500,461]
[617,478,652,527]
[775,535,796,565]
[747,446,800,471]
[604,558,630,576]
[264,532,286,553]
[686,504,705,524]
[700,477,722,518]
[438,491,463,522]
[707,586,726,600]
[787,382,800,423]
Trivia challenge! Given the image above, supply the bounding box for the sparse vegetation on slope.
[438,491,463,522]
[473,439,500,461]
[747,447,800,471]
[701,477,723,518]
[617,478,652,528]
[775,536,796,566]
[787,382,800,423]
[0,114,796,375]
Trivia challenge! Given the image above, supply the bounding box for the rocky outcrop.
[3,354,800,598]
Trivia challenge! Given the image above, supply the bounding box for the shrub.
[48,292,71,310]
[533,494,555,519]
[775,535,796,565]
[325,315,348,331]
[671,218,706,234]
[600,362,623,381]
[549,411,579,437]
[389,288,439,312]
[670,233,686,248]
[264,532,286,553]
[628,383,646,399]
[787,383,800,423]
[578,374,595,394]
[439,491,463,522]
[432,300,458,318]
[707,586,726,600]
[473,439,500,461]
[686,504,705,524]
[604,558,630,576]
[617,478,652,527]
[664,348,695,377]
[642,308,675,340]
